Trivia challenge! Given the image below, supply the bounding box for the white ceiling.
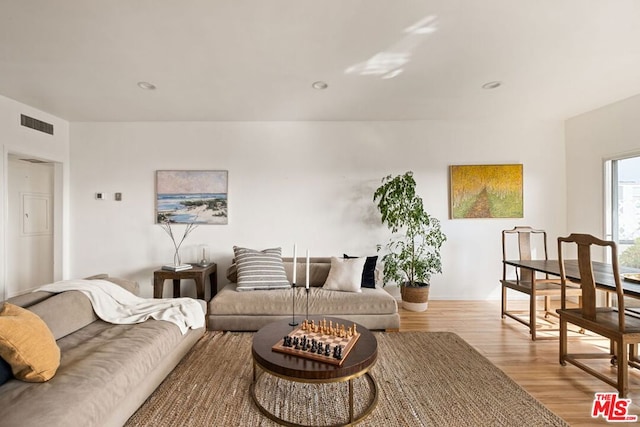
[1,0,640,122]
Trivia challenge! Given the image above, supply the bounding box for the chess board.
[272,323,360,366]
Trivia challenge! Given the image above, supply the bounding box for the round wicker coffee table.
[250,317,378,427]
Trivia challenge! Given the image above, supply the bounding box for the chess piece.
[333,345,343,360]
[324,345,331,357]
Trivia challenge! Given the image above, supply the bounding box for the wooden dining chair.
[501,226,581,340]
[557,233,640,397]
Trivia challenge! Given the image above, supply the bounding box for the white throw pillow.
[322,257,366,293]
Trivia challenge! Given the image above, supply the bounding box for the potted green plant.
[373,171,446,311]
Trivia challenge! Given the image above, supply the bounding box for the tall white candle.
[292,244,297,285]
[306,250,310,289]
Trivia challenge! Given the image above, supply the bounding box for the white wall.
[565,94,640,237]
[0,94,70,300]
[70,119,566,300]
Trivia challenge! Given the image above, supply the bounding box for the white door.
[7,155,54,297]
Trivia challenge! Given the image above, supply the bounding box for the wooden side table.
[153,263,217,301]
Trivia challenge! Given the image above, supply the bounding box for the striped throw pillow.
[234,246,291,291]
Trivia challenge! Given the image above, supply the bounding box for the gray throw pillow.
[234,246,291,291]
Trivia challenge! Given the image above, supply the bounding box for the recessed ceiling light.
[137,81,157,90]
[311,81,328,90]
[482,81,502,90]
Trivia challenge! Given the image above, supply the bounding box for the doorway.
[6,154,55,297]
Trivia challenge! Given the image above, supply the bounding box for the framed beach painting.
[156,170,228,224]
[449,164,523,219]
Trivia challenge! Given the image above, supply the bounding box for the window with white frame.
[605,155,640,267]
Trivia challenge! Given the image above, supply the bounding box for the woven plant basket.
[401,284,430,311]
[401,284,429,302]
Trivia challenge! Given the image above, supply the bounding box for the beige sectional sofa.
[0,275,205,427]
[208,257,400,331]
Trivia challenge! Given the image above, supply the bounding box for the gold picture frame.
[449,164,523,219]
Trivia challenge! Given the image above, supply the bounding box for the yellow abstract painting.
[449,164,523,219]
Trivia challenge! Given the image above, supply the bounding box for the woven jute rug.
[125,331,568,426]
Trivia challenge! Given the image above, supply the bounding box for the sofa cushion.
[234,246,291,291]
[0,303,60,382]
[5,292,55,310]
[282,257,333,287]
[226,262,238,282]
[27,291,98,340]
[85,275,140,295]
[344,254,378,289]
[323,257,366,293]
[25,276,140,340]
[211,284,397,316]
[5,276,139,311]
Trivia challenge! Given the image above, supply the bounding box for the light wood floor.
[400,300,640,426]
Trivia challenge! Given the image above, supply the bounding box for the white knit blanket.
[35,279,205,335]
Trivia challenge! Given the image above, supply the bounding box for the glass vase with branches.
[159,220,198,266]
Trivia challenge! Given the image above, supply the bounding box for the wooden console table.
[153,263,217,301]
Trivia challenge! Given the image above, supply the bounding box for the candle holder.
[289,283,299,326]
[198,244,210,267]
[305,287,310,321]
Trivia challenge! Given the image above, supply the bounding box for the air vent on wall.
[19,158,50,164]
[20,114,54,135]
